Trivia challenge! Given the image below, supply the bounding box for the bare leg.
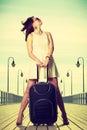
[48,77,69,125]
[16,79,36,125]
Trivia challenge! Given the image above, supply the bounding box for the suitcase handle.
[37,65,48,82]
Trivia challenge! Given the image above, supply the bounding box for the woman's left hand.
[41,58,49,67]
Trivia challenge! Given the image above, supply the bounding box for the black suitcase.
[29,66,58,125]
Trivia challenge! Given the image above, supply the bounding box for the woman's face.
[32,17,42,28]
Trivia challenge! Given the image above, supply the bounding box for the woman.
[16,16,69,126]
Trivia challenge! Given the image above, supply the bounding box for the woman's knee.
[28,79,36,85]
[48,77,58,87]
[26,79,36,93]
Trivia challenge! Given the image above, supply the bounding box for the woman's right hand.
[36,60,43,67]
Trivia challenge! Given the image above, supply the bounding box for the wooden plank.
[0,103,87,130]
[0,104,29,130]
[0,104,20,122]
[36,125,57,130]
[64,103,87,130]
[0,115,17,130]
[5,109,29,130]
[55,109,86,130]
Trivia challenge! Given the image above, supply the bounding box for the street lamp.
[17,69,23,95]
[66,70,72,95]
[7,57,16,92]
[76,57,85,93]
[60,78,65,96]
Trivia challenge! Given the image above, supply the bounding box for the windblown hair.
[21,16,34,41]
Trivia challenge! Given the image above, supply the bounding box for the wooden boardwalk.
[0,103,87,130]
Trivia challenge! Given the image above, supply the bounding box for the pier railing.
[0,90,87,105]
[63,92,87,104]
[0,90,22,105]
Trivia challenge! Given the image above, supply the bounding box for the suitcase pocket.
[31,99,55,124]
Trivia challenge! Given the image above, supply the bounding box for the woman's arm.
[42,32,54,67]
[46,32,54,58]
[26,34,43,66]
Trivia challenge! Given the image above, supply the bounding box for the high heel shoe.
[62,113,69,125]
[16,114,24,126]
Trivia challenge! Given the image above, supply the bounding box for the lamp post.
[7,57,16,92]
[17,69,23,95]
[60,78,65,96]
[76,57,85,93]
[23,79,28,95]
[66,70,72,95]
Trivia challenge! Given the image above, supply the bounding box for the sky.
[0,0,87,96]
